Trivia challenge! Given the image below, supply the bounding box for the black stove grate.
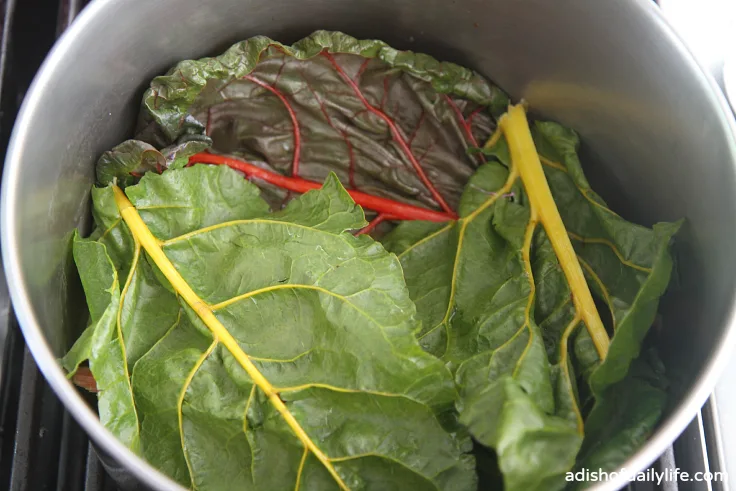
[0,1,121,489]
[0,1,725,490]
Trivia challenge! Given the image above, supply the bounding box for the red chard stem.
[189,152,457,222]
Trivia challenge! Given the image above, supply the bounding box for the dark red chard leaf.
[162,137,211,169]
[135,31,508,213]
[97,140,166,187]
[97,137,212,186]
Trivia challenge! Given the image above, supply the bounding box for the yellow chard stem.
[499,105,610,360]
[111,186,349,491]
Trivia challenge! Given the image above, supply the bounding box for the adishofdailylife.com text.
[566,468,726,485]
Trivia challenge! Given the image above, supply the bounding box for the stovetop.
[0,1,731,490]
[0,2,122,490]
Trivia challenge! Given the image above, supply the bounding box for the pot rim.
[2,0,735,490]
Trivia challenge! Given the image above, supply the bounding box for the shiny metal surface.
[725,59,736,112]
[657,2,736,489]
[2,0,736,490]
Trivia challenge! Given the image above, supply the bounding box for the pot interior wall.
[7,0,736,475]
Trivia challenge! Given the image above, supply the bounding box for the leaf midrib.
[161,217,359,248]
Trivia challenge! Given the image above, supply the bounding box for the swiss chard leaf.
[67,165,476,490]
[383,117,678,490]
[96,137,213,187]
[161,137,212,170]
[96,140,166,188]
[128,31,508,212]
[384,160,583,491]
[572,349,668,486]
[63,233,139,450]
[525,122,681,396]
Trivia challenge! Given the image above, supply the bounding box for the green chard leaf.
[385,159,583,491]
[572,349,668,486]
[526,122,681,396]
[69,164,476,491]
[65,232,139,450]
[383,117,679,490]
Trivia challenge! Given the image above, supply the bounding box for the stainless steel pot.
[2,0,735,489]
